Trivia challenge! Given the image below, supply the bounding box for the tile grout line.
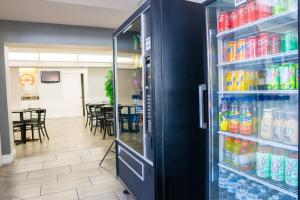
[75,188,80,200]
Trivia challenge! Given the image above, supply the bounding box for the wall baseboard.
[2,148,16,164]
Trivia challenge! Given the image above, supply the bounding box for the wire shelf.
[218,131,298,151]
[216,10,298,38]
[218,90,298,94]
[217,51,298,68]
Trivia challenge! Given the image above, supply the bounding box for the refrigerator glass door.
[206,0,298,199]
[115,16,144,156]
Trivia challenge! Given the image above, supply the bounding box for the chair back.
[103,107,114,121]
[34,109,46,123]
[86,104,91,116]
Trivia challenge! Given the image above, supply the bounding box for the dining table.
[12,108,42,144]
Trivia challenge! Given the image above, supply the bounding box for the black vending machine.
[113,0,208,199]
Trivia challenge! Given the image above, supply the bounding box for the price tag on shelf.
[235,0,246,6]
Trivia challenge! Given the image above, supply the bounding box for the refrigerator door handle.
[199,84,207,129]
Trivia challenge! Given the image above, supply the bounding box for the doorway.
[62,73,83,117]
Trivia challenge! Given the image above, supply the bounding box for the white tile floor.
[0,117,134,200]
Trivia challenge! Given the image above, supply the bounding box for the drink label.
[271,154,285,181]
[256,152,270,178]
[285,157,298,187]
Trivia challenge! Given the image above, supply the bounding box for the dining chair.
[25,109,49,143]
[93,106,105,135]
[103,107,115,139]
[88,105,97,132]
[85,104,91,128]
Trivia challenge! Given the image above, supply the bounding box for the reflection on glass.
[207,0,298,199]
[116,17,144,155]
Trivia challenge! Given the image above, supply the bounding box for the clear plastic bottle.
[272,111,285,142]
[235,179,246,200]
[229,97,240,133]
[270,147,285,182]
[247,185,260,200]
[239,98,253,136]
[283,111,298,146]
[260,108,274,140]
[227,174,238,199]
[256,145,271,178]
[219,97,229,131]
[219,168,229,199]
[257,95,265,137]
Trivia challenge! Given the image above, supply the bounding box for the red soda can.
[257,33,270,57]
[238,5,247,26]
[246,36,257,59]
[271,34,281,54]
[230,9,239,29]
[246,0,257,23]
[257,1,271,19]
[219,11,230,32]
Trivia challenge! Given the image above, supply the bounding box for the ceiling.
[0,0,142,28]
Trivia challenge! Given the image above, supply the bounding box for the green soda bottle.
[287,63,296,89]
[273,0,287,14]
[282,32,297,52]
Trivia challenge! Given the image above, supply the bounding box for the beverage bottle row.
[224,32,298,63]
[225,62,298,92]
[219,96,298,146]
[218,0,297,33]
[224,137,257,171]
[256,145,298,187]
[218,168,296,200]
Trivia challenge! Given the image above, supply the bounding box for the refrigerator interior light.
[8,52,39,61]
[39,53,77,62]
[78,54,112,63]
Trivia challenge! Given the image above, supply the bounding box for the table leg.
[20,113,26,144]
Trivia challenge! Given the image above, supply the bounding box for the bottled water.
[227,174,238,199]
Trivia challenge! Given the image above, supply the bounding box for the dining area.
[12,108,49,145]
[85,102,143,140]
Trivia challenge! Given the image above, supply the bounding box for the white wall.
[10,67,134,118]
[10,68,87,118]
[87,68,109,103]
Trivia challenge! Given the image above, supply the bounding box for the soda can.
[232,70,237,91]
[257,0,272,19]
[226,71,233,90]
[237,5,247,26]
[257,33,270,57]
[236,70,247,91]
[246,0,257,23]
[219,11,230,32]
[230,9,239,29]
[271,34,281,54]
[246,36,257,59]
[282,32,297,52]
[265,65,280,90]
[237,39,247,60]
[227,41,236,62]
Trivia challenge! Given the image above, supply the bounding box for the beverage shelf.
[218,163,298,199]
[216,10,298,38]
[218,90,298,94]
[218,131,298,151]
[217,50,298,68]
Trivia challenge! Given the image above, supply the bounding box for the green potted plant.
[105,69,114,105]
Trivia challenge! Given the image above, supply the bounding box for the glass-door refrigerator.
[202,0,299,199]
